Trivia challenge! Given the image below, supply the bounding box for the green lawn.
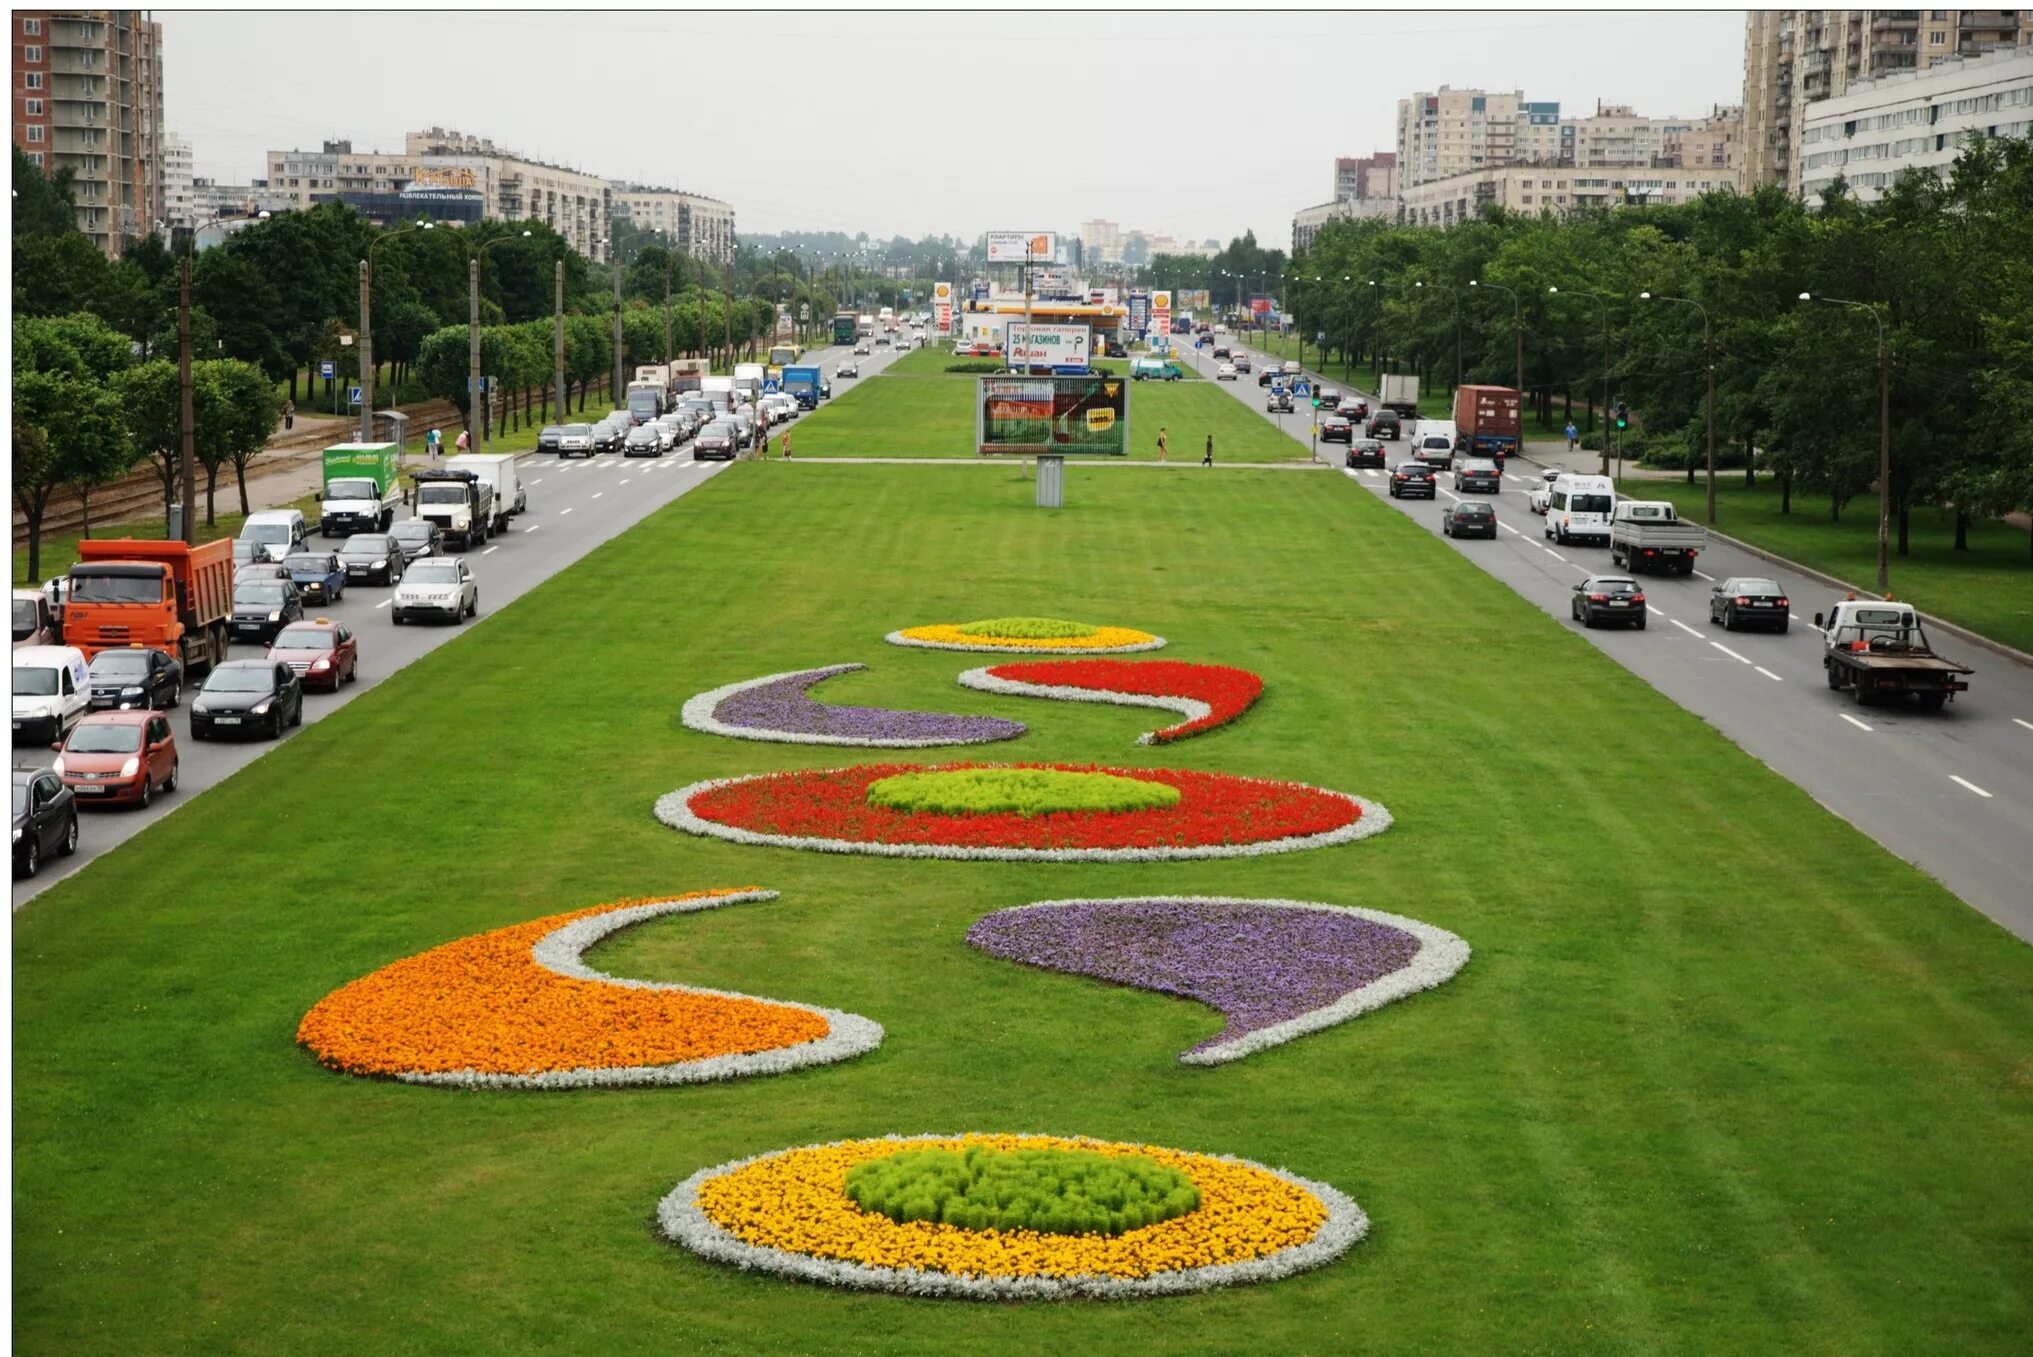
[14,464,2032,1355]
[14,489,325,584]
[1632,478,2033,653]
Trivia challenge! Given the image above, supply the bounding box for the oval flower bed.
[957,659,1264,745]
[655,762,1390,862]
[887,616,1166,655]
[967,897,1471,1066]
[295,888,883,1089]
[682,663,1026,748]
[658,1132,1367,1300]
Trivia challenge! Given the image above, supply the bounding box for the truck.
[781,365,825,410]
[64,537,234,673]
[633,364,673,391]
[1453,384,1522,459]
[732,362,765,404]
[669,358,709,395]
[625,379,670,425]
[857,314,876,338]
[700,375,736,409]
[833,310,859,346]
[445,452,524,534]
[1813,598,1972,711]
[1379,373,1421,419]
[411,468,496,550]
[317,442,403,538]
[1609,500,1707,575]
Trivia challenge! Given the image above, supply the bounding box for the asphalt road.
[1187,331,2033,943]
[11,338,894,907]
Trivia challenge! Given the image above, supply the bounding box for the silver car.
[391,556,478,626]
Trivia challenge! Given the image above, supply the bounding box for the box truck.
[1453,385,1522,459]
[444,452,525,534]
[317,442,403,537]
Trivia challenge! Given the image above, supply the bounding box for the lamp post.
[1413,281,1462,390]
[1641,291,1716,524]
[428,224,531,449]
[1801,291,1892,593]
[554,257,567,419]
[1549,285,1613,476]
[1469,279,1525,415]
[360,217,429,445]
[166,209,269,541]
[606,236,623,409]
[1366,280,1391,392]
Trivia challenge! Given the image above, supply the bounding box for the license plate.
[214,716,241,725]
[1752,601,1772,608]
[75,784,105,795]
[235,623,261,632]
[1609,600,1629,607]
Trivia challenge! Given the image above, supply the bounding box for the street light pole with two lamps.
[164,209,269,542]
[1548,285,1614,477]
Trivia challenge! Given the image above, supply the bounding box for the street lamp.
[429,224,533,448]
[1549,285,1614,476]
[1469,280,1525,412]
[360,217,430,444]
[166,209,268,542]
[1801,291,1893,592]
[1641,291,1717,524]
[603,236,623,408]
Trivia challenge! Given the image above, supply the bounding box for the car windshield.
[562,424,591,437]
[235,585,286,607]
[343,536,394,553]
[1732,579,1781,595]
[13,666,60,696]
[67,723,143,754]
[273,625,335,649]
[416,485,469,506]
[13,598,39,638]
[242,523,292,545]
[406,563,461,584]
[1572,494,1614,514]
[68,574,163,604]
[1466,462,1497,472]
[628,428,655,440]
[204,667,274,693]
[390,522,431,541]
[327,478,379,500]
[89,650,152,676]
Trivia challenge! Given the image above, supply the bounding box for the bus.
[766,341,801,381]
[832,311,858,346]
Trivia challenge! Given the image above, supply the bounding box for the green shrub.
[960,616,1095,639]
[865,768,1180,817]
[844,1145,1201,1236]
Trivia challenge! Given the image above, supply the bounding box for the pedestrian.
[780,428,793,460]
[1202,434,1214,467]
[1565,420,1579,452]
[426,427,442,461]
[455,428,469,456]
[283,398,295,431]
[1156,425,1169,463]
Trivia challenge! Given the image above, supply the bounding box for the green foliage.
[959,616,1098,638]
[864,768,1181,817]
[843,1146,1201,1236]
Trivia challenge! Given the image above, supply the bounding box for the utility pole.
[663,253,674,365]
[554,259,566,418]
[178,246,196,543]
[468,256,482,449]
[611,239,624,409]
[357,258,373,444]
[1801,293,1891,591]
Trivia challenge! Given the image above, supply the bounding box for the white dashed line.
[1693,569,1717,581]
[482,545,500,556]
[591,492,603,500]
[2014,718,2033,733]
[1841,713,1874,732]
[374,598,391,609]
[1949,775,1994,799]
[618,478,630,486]
[1754,666,1783,682]
[1711,642,1752,665]
[523,524,541,534]
[560,506,574,515]
[1671,619,1703,638]
[530,477,544,485]
[1545,549,1568,562]
[1500,522,1522,535]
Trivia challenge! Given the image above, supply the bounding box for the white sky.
[162,8,1746,246]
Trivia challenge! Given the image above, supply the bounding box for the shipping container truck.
[1453,384,1522,458]
[317,442,403,538]
[1379,373,1421,419]
[669,358,709,394]
[633,364,673,390]
[65,538,235,673]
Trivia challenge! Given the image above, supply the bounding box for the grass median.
[14,462,2032,1355]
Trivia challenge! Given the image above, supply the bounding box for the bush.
[865,768,1180,817]
[961,616,1096,639]
[844,1145,1202,1236]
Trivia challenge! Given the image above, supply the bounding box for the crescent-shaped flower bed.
[957,659,1264,744]
[966,897,1471,1065]
[887,616,1166,655]
[295,888,884,1089]
[681,663,1026,748]
[657,1132,1368,1300]
[655,762,1391,862]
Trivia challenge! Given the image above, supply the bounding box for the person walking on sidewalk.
[1156,426,1169,463]
[1565,420,1579,452]
[455,428,470,456]
[780,428,793,460]
[283,398,295,432]
[426,427,442,462]
[1202,434,1214,467]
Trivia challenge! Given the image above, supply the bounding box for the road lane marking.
[591,492,603,500]
[1754,666,1784,682]
[1949,775,1993,799]
[374,598,391,609]
[618,478,630,485]
[1841,713,1874,732]
[482,545,500,556]
[1546,549,1568,562]
[1693,569,1717,581]
[1671,619,1704,638]
[523,524,541,533]
[2014,718,2033,732]
[530,477,544,485]
[1500,522,1522,535]
[560,506,575,516]
[1711,642,1752,664]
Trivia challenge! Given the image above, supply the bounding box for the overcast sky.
[165,9,1745,247]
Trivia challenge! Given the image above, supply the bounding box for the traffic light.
[1614,401,1629,431]
[1311,397,1322,409]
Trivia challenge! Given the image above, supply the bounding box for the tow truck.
[1814,598,1972,711]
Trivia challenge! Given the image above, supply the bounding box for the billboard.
[1005,322,1091,370]
[933,281,954,335]
[1179,289,1212,311]
[977,375,1127,456]
[1127,288,1151,334]
[1150,289,1172,338]
[985,231,1061,264]
[1249,295,1273,317]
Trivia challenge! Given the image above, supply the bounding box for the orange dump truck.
[64,538,235,673]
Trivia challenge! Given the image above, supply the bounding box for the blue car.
[283,551,347,607]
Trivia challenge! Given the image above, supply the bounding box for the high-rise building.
[11,9,165,256]
[608,184,735,263]
[1079,218,1124,263]
[1396,87,1530,186]
[159,130,193,228]
[1798,43,2033,204]
[1332,152,1397,201]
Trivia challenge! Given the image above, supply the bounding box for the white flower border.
[956,665,1215,746]
[885,628,1168,655]
[654,769,1392,863]
[389,890,884,1090]
[680,663,1024,748]
[986,896,1470,1066]
[657,1132,1368,1300]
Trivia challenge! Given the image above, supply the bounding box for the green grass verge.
[14,463,2033,1354]
[13,488,326,583]
[1628,477,2033,653]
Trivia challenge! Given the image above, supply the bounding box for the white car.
[391,556,478,626]
[1528,469,1562,515]
[1216,362,1238,381]
[12,644,89,745]
[1282,360,1302,376]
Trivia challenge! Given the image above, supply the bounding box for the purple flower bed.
[966,897,1468,1065]
[683,664,1027,748]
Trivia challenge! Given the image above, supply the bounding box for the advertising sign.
[1033,267,1075,297]
[985,231,1061,264]
[1005,322,1091,370]
[977,375,1127,456]
[1179,289,1212,311]
[1150,289,1172,338]
[1087,286,1120,307]
[1249,295,1272,317]
[1127,288,1151,335]
[933,281,954,335]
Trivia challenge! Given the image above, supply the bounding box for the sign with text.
[1150,289,1172,338]
[976,375,1127,456]
[985,231,1061,264]
[1249,295,1272,317]
[1127,288,1151,334]
[933,280,954,334]
[1004,322,1090,370]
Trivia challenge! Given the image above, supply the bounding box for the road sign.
[346,385,362,407]
[319,360,336,379]
[1294,380,1311,398]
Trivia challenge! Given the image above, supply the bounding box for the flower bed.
[656,762,1390,862]
[865,767,1181,816]
[658,1132,1367,1300]
[887,617,1166,655]
[295,889,883,1089]
[966,897,1470,1065]
[681,663,1026,748]
[957,659,1264,744]
[843,1144,1201,1235]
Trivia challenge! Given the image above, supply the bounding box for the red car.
[267,618,359,691]
[53,709,179,808]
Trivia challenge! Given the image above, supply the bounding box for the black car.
[388,518,442,562]
[235,561,290,585]
[229,578,303,645]
[1258,369,1275,387]
[189,659,304,741]
[1211,345,1230,359]
[86,646,183,711]
[1337,397,1369,420]
[1388,463,1437,499]
[837,362,859,379]
[1367,413,1401,440]
[694,420,737,461]
[535,425,566,455]
[337,533,406,585]
[1573,574,1647,629]
[12,767,78,878]
[1440,501,1499,539]
[1345,438,1388,469]
[1455,459,1503,493]
[1320,415,1353,443]
[1709,577,1791,633]
[283,550,348,605]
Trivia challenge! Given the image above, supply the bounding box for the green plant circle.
[865,768,1180,817]
[958,616,1097,640]
[843,1145,1202,1236]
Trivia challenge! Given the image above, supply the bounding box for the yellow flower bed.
[893,622,1161,652]
[691,1133,1327,1280]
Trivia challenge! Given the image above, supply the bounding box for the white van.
[1412,419,1460,470]
[1544,474,1616,546]
[13,644,90,745]
[239,509,309,563]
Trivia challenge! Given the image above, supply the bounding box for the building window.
[25,97,41,115]
[28,151,42,167]
[23,44,42,62]
[1929,29,1946,43]
[25,125,44,143]
[22,17,40,34]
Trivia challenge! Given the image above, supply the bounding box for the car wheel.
[59,813,79,857]
[166,679,182,709]
[470,595,480,619]
[290,697,303,728]
[393,610,405,625]
[164,759,179,794]
[1723,606,1737,631]
[1777,619,1789,635]
[137,776,152,811]
[1826,663,1842,691]
[269,712,285,740]
[19,837,39,878]
[1635,615,1647,631]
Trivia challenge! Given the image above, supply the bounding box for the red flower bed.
[984,660,1264,743]
[684,762,1360,853]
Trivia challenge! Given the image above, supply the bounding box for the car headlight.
[311,659,330,671]
[51,756,65,776]
[121,685,144,695]
[119,757,140,779]
[268,611,282,622]
[252,700,272,715]
[12,828,20,843]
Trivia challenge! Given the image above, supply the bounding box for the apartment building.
[11,9,165,256]
[1396,87,1531,186]
[264,140,422,211]
[1799,43,2033,203]
[1292,196,1399,253]
[1332,151,1398,201]
[1080,218,1125,263]
[405,128,610,260]
[160,129,193,228]
[609,184,735,263]
[1399,163,1735,228]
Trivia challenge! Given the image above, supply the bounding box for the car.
[1388,463,1438,499]
[238,508,308,562]
[837,362,859,379]
[1216,362,1238,380]
[1232,354,1252,373]
[85,645,183,711]
[1367,412,1401,440]
[624,424,666,458]
[1455,458,1503,493]
[1528,469,1562,515]
[1440,501,1499,539]
[730,409,758,446]
[282,550,347,606]
[189,659,303,740]
[337,533,406,586]
[231,539,260,569]
[874,334,891,347]
[1320,415,1353,443]
[589,419,627,454]
[1709,577,1791,633]
[1318,386,1340,408]
[555,423,596,458]
[536,425,567,455]
[1572,574,1647,629]
[388,518,442,562]
[1258,368,1275,387]
[1344,438,1388,469]
[1266,389,1294,413]
[853,341,871,355]
[12,766,78,878]
[653,415,687,447]
[391,556,478,626]
[13,644,89,745]
[235,561,290,584]
[1283,360,1302,376]
[695,420,737,460]
[52,709,179,808]
[228,577,303,646]
[267,618,359,690]
[1337,396,1369,420]
[1212,345,1231,359]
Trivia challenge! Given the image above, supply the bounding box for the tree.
[112,359,188,525]
[12,145,80,238]
[14,371,132,578]
[211,360,283,517]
